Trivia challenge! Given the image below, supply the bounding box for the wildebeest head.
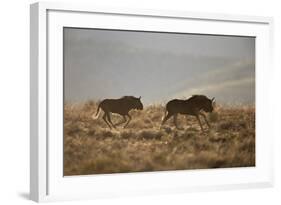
[134,96,144,110]
[123,96,143,110]
[202,97,215,113]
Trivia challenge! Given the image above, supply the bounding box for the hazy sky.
[64,28,255,106]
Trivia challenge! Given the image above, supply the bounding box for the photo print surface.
[63,27,255,176]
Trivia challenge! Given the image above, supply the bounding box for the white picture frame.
[30,2,274,202]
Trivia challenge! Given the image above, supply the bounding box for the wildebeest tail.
[161,108,167,121]
[92,104,101,120]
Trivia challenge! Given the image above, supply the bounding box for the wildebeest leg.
[173,114,179,129]
[161,112,173,126]
[102,112,112,129]
[196,115,204,131]
[123,114,132,128]
[106,112,116,129]
[114,115,127,126]
[199,112,210,128]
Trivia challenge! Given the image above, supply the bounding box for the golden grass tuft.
[64,101,255,176]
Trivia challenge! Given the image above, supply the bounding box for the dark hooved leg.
[161,112,173,126]
[173,114,180,129]
[102,113,112,129]
[123,114,132,128]
[106,112,116,129]
[114,115,127,126]
[196,115,204,131]
[199,112,210,128]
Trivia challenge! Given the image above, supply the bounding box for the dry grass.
[64,101,255,176]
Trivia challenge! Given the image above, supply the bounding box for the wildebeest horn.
[211,97,215,102]
[139,96,141,99]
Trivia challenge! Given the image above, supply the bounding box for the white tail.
[91,105,101,120]
[161,109,167,121]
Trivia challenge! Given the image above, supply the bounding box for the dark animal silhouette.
[92,96,143,129]
[161,95,215,131]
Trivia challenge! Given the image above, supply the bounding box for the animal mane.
[121,95,136,99]
[189,95,208,100]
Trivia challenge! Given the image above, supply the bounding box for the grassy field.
[64,101,255,176]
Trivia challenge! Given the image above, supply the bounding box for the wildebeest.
[92,96,143,129]
[161,95,215,131]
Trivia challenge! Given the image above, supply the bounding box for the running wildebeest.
[92,96,143,129]
[161,95,215,131]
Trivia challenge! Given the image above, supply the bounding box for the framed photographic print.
[30,2,274,202]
